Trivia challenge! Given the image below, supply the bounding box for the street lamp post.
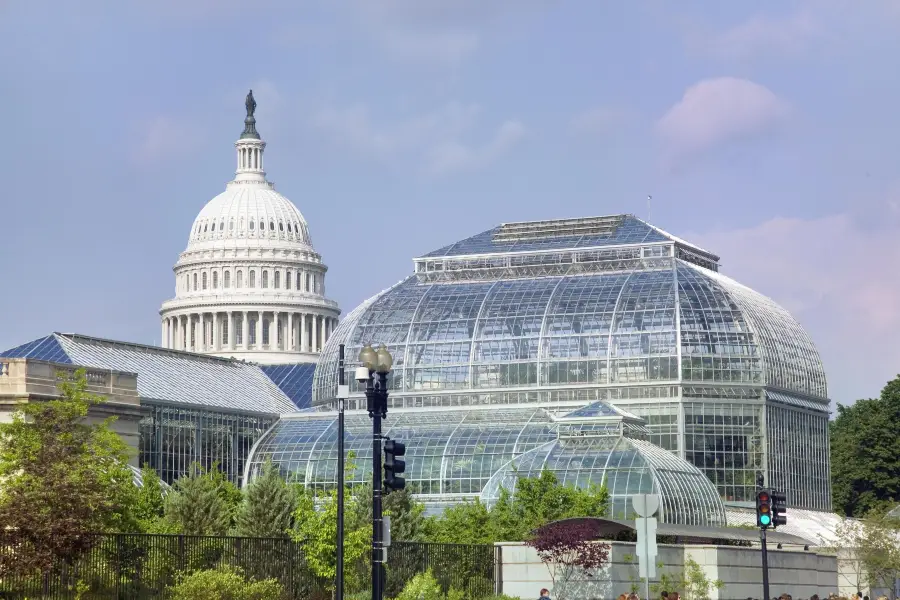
[355,344,393,600]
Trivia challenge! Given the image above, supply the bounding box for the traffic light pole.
[368,372,387,600]
[760,527,770,600]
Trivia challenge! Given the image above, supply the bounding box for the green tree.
[133,467,169,533]
[235,459,296,538]
[164,464,234,535]
[0,369,138,575]
[830,511,900,592]
[290,486,370,593]
[831,375,900,516]
[427,470,610,544]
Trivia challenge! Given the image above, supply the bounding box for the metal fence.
[0,533,495,600]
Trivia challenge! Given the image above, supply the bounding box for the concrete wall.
[0,358,144,465]
[497,541,839,600]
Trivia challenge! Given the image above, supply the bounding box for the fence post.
[116,534,123,599]
[493,545,503,596]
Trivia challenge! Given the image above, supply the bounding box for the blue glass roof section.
[0,334,72,363]
[260,363,317,410]
[561,401,620,419]
[1,333,297,415]
[420,215,671,258]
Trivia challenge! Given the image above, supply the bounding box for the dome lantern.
[234,89,267,184]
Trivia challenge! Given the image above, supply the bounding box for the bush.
[396,571,444,600]
[166,566,285,600]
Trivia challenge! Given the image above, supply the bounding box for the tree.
[831,375,900,517]
[426,470,610,544]
[235,459,296,538]
[133,467,169,533]
[290,486,370,593]
[0,369,138,576]
[166,566,284,600]
[164,464,234,535]
[830,512,900,592]
[526,518,611,600]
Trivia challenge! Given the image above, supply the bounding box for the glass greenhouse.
[253,214,831,515]
[245,400,728,525]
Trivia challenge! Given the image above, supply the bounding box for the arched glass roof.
[245,402,651,499]
[480,437,727,527]
[313,261,827,405]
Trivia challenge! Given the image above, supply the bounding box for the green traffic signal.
[760,514,771,526]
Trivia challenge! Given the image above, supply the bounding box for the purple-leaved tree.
[526,519,611,600]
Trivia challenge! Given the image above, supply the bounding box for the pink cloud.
[657,77,789,160]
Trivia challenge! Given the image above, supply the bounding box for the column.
[288,313,294,351]
[227,311,234,350]
[213,312,220,351]
[242,312,249,350]
[256,311,263,349]
[274,311,281,350]
[311,314,318,353]
[300,313,307,352]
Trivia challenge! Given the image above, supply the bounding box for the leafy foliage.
[166,566,285,600]
[396,570,445,600]
[831,375,900,517]
[289,481,369,592]
[235,459,296,538]
[164,463,238,535]
[0,369,138,576]
[623,555,722,600]
[830,512,900,591]
[526,519,611,600]
[132,467,169,533]
[426,470,610,544]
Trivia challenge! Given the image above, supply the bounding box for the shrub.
[166,566,285,600]
[396,570,444,600]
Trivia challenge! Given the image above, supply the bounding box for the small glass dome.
[480,435,727,527]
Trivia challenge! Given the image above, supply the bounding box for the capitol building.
[159,91,340,364]
[0,92,842,543]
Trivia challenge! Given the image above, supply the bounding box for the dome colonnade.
[160,90,340,364]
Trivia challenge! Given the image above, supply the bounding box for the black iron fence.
[0,533,495,600]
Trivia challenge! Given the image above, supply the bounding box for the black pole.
[336,344,346,600]
[760,527,770,600]
[368,373,385,600]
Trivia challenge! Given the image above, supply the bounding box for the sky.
[1,0,899,408]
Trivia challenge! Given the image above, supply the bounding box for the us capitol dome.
[159,91,341,365]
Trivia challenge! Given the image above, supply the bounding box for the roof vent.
[493,215,624,243]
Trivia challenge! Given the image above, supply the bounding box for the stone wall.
[0,358,143,464]
[497,541,838,600]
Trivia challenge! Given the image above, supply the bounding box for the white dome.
[159,90,341,366]
[187,182,314,251]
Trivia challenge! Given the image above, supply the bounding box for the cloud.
[132,117,201,165]
[710,12,820,59]
[689,193,900,404]
[657,77,789,161]
[312,102,525,175]
[350,0,548,65]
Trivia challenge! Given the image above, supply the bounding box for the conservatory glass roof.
[313,261,828,406]
[480,436,726,527]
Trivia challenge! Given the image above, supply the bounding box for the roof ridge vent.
[493,215,625,243]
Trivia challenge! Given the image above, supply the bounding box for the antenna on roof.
[647,195,652,223]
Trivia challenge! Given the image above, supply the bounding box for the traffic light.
[756,490,772,528]
[383,438,406,491]
[771,490,787,528]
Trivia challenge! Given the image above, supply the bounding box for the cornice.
[159,296,342,315]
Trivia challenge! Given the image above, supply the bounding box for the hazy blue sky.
[2,1,899,407]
